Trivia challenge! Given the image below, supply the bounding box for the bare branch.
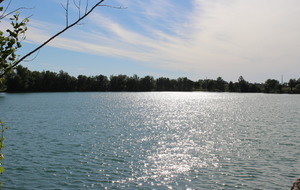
[99,4,127,9]
[0,0,106,78]
[2,0,12,16]
[66,0,69,27]
[60,2,67,25]
[73,0,79,9]
[0,0,34,20]
[73,0,81,19]
[60,3,67,10]
[61,0,69,27]
[85,0,89,14]
[0,6,32,20]
[73,0,79,18]
[79,0,81,18]
[1,7,22,19]
[22,50,41,62]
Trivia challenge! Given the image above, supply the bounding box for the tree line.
[1,65,300,93]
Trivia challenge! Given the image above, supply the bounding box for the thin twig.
[23,49,40,62]
[0,0,33,19]
[79,0,81,18]
[60,3,67,26]
[99,4,127,9]
[0,7,31,19]
[2,0,12,16]
[66,0,69,27]
[73,0,80,18]
[85,0,89,14]
[61,0,69,27]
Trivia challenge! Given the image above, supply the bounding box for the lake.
[0,92,299,189]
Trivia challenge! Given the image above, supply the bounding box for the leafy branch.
[0,12,29,76]
[0,120,8,174]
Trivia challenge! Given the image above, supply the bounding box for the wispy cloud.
[23,0,300,81]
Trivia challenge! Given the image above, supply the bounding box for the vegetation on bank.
[1,65,299,93]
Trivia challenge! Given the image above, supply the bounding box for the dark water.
[0,92,299,189]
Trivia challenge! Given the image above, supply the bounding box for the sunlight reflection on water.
[108,92,253,188]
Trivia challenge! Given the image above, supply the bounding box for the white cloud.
[23,0,300,81]
[189,1,300,75]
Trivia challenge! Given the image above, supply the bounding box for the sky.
[1,0,300,82]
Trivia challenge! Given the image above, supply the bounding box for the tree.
[202,79,216,91]
[156,77,176,91]
[238,76,249,92]
[228,81,236,92]
[264,79,281,93]
[216,77,226,92]
[177,77,194,91]
[94,75,109,91]
[140,75,155,91]
[109,75,127,91]
[248,83,261,93]
[126,74,139,91]
[295,83,300,93]
[29,71,43,91]
[6,65,30,91]
[56,70,77,91]
[77,75,89,91]
[41,70,58,91]
[295,78,300,93]
[288,79,297,92]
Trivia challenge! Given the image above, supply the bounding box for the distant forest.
[1,65,300,93]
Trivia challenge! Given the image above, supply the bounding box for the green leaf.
[0,167,5,174]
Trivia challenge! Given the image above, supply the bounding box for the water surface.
[0,92,299,189]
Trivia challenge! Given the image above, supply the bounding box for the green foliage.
[288,79,297,92]
[0,166,4,174]
[0,2,29,77]
[238,76,249,92]
[0,120,8,174]
[295,83,300,93]
[2,65,300,93]
[264,79,281,93]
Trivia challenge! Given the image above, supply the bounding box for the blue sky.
[2,0,300,82]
